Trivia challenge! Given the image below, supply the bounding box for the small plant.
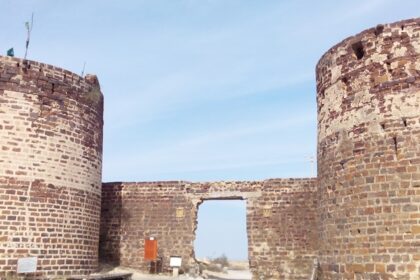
[203,253,230,272]
[212,253,229,268]
[84,86,102,105]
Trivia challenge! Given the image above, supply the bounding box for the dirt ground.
[97,263,252,280]
[202,269,252,280]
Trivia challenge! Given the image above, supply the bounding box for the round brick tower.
[316,18,420,279]
[0,56,103,278]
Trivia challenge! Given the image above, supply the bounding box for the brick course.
[1,17,419,280]
[316,18,420,279]
[100,18,420,280]
[0,56,103,278]
[100,179,318,279]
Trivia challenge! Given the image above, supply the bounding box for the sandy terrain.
[97,265,252,280]
[202,269,252,280]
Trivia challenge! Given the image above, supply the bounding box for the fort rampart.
[100,179,318,279]
[316,18,420,279]
[100,18,420,280]
[0,56,103,277]
[0,17,419,280]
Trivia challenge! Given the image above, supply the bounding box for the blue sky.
[195,200,247,260]
[2,0,419,260]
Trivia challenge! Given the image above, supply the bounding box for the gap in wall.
[194,199,251,279]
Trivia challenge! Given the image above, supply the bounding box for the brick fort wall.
[2,17,419,280]
[316,18,420,279]
[100,179,318,280]
[0,56,104,278]
[100,17,420,280]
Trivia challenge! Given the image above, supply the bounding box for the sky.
[195,200,247,260]
[1,0,419,260]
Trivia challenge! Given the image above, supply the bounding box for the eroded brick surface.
[100,179,318,279]
[316,18,420,279]
[1,17,419,280]
[0,56,104,278]
[100,18,420,280]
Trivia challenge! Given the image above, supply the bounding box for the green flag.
[7,48,14,57]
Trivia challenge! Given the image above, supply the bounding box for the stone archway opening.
[193,198,252,279]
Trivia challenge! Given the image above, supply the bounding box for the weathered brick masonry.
[100,179,318,279]
[100,18,420,280]
[316,18,420,279]
[0,56,103,278]
[1,17,419,280]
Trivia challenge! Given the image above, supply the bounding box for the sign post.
[170,256,182,277]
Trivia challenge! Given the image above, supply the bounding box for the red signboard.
[144,239,158,261]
